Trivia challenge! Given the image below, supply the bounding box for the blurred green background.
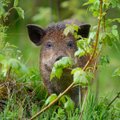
[5,0,120,98]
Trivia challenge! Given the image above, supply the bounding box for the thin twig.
[83,0,103,70]
[30,82,74,120]
[79,90,88,120]
[79,0,103,119]
[3,7,14,22]
[107,92,120,109]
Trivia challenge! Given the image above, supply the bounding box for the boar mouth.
[44,57,78,72]
[45,64,75,75]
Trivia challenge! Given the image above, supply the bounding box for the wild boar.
[27,20,90,104]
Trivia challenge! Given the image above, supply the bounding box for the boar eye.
[46,42,53,48]
[67,40,74,48]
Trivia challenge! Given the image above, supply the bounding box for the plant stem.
[79,0,103,119]
[107,92,120,109]
[79,90,88,120]
[3,7,14,22]
[30,82,74,120]
[30,1,103,119]
[83,0,103,70]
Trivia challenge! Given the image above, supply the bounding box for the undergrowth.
[0,0,120,120]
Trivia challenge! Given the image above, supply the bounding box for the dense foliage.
[0,0,120,120]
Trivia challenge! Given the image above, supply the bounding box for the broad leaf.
[63,24,79,36]
[59,95,74,111]
[72,68,89,85]
[45,94,57,105]
[50,57,73,80]
[15,7,24,19]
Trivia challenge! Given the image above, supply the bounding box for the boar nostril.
[55,56,64,61]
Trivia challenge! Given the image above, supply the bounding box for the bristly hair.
[45,22,66,32]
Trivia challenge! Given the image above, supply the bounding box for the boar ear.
[78,24,91,38]
[27,24,45,45]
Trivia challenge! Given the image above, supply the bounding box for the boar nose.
[55,56,64,61]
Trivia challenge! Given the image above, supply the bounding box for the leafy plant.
[0,0,120,120]
[50,57,73,80]
[30,0,120,120]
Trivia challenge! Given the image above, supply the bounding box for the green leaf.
[75,38,92,57]
[102,34,113,46]
[50,67,63,80]
[112,68,120,77]
[100,55,110,65]
[63,24,79,36]
[110,0,120,8]
[71,68,88,85]
[45,94,57,105]
[50,57,73,80]
[14,0,18,7]
[86,71,94,81]
[15,7,24,19]
[83,0,95,6]
[75,48,85,57]
[59,95,74,111]
[112,25,119,40]
[64,97,74,111]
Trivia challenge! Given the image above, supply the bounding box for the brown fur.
[27,20,90,104]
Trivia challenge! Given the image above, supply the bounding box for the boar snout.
[55,55,65,61]
[27,21,91,105]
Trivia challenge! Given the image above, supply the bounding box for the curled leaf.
[45,94,57,105]
[50,57,73,80]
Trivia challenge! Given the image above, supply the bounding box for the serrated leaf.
[75,48,85,57]
[64,98,74,111]
[71,67,82,74]
[72,68,88,85]
[63,24,79,36]
[64,25,74,36]
[50,57,73,80]
[15,7,24,19]
[75,38,92,57]
[59,95,67,104]
[45,94,57,105]
[60,95,74,111]
[50,67,63,80]
[14,0,18,7]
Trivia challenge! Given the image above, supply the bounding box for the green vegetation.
[0,0,120,120]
